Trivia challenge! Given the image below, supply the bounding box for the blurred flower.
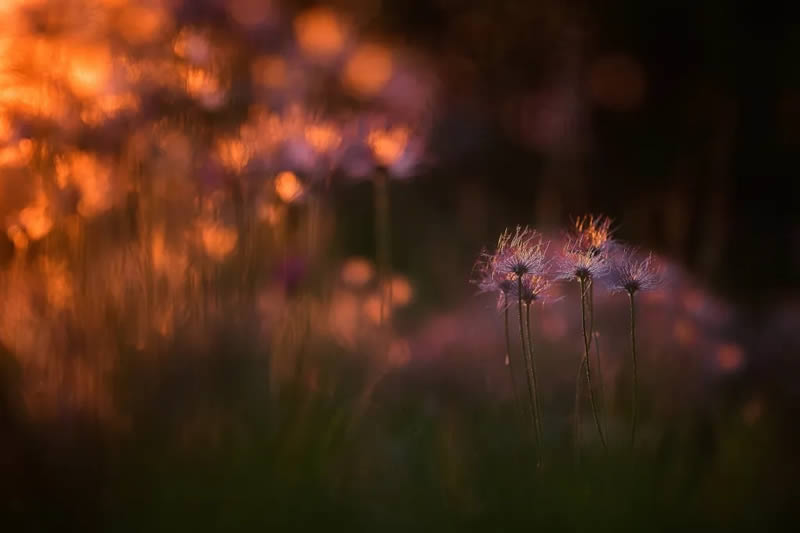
[294,7,348,60]
[341,257,374,288]
[343,43,393,97]
[367,125,409,167]
[274,170,303,202]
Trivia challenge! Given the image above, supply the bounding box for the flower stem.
[517,278,540,463]
[525,302,544,453]
[504,305,526,429]
[588,281,609,437]
[580,277,607,451]
[629,291,639,449]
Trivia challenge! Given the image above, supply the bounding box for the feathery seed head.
[607,247,661,294]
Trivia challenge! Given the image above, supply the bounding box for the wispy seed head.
[607,247,661,295]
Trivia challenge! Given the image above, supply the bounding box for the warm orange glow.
[305,122,342,154]
[183,66,225,109]
[229,0,272,27]
[19,202,53,240]
[363,292,391,324]
[341,258,374,287]
[343,43,393,96]
[367,126,409,166]
[389,275,413,307]
[275,171,303,203]
[118,5,168,44]
[67,45,113,98]
[200,221,238,261]
[294,7,348,59]
[216,137,250,173]
[7,224,29,249]
[0,138,33,167]
[57,152,114,217]
[252,55,287,88]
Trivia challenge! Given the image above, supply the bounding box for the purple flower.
[557,214,615,282]
[607,247,661,294]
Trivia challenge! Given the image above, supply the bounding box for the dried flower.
[496,226,549,278]
[607,247,661,294]
[473,226,553,308]
[557,215,615,282]
[511,274,552,304]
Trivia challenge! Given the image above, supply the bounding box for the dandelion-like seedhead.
[472,226,553,309]
[510,274,552,304]
[556,214,615,282]
[607,247,661,294]
[557,235,610,282]
[496,226,549,278]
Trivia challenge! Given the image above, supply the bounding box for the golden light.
[19,203,53,240]
[274,171,303,203]
[182,66,225,109]
[7,224,28,250]
[367,126,409,166]
[0,138,33,167]
[343,43,393,97]
[118,5,168,44]
[304,122,342,154]
[67,45,113,98]
[215,137,250,173]
[200,221,238,261]
[340,258,374,287]
[389,275,413,307]
[363,293,391,325]
[294,7,347,59]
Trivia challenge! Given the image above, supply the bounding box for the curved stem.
[517,278,540,463]
[629,291,639,449]
[581,278,607,450]
[525,303,544,447]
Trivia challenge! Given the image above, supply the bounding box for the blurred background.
[0,0,798,530]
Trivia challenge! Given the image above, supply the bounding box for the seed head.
[607,247,661,295]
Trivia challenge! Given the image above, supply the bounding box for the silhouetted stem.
[593,331,609,439]
[517,278,540,463]
[580,277,607,450]
[504,305,526,428]
[629,291,639,448]
[525,303,544,450]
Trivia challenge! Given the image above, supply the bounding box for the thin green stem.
[580,277,607,451]
[525,303,544,451]
[517,277,540,463]
[629,291,639,449]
